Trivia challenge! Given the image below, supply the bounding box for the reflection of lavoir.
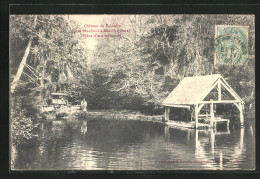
[164,125,245,170]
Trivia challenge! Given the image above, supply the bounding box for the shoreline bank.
[42,109,253,128]
[43,109,164,123]
[76,111,164,123]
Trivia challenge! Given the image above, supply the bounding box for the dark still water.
[12,118,255,170]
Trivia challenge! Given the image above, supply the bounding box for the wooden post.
[239,103,244,127]
[210,99,214,128]
[164,107,170,122]
[218,81,221,101]
[195,104,198,129]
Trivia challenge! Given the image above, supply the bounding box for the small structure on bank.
[51,92,69,108]
[162,74,244,129]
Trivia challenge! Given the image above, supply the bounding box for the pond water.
[12,118,255,170]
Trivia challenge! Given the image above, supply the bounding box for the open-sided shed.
[162,74,244,128]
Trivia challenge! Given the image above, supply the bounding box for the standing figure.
[81,98,88,112]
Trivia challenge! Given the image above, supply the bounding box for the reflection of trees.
[14,120,254,170]
[43,120,164,169]
[14,119,165,169]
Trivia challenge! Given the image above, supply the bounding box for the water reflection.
[164,123,251,170]
[80,121,88,135]
[12,119,255,170]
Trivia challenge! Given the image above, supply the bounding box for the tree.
[10,15,88,104]
[11,15,37,93]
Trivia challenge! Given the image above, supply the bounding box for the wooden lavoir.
[162,74,244,129]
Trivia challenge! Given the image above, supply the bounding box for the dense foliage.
[92,15,255,116]
[10,15,88,144]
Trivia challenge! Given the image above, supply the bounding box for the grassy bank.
[43,109,164,123]
[76,110,164,122]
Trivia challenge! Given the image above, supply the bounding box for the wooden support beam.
[198,103,205,112]
[195,104,199,129]
[164,107,170,122]
[210,99,214,128]
[163,104,190,109]
[218,80,221,101]
[220,78,244,104]
[233,103,240,110]
[199,100,240,104]
[239,103,244,127]
[234,102,244,126]
[219,80,243,103]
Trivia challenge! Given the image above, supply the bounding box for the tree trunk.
[11,15,37,93]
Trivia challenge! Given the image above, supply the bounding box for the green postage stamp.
[215,25,249,65]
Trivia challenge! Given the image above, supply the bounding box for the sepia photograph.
[9,14,255,170]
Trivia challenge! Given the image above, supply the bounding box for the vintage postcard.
[10,14,255,170]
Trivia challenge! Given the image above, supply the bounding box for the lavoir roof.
[162,74,244,108]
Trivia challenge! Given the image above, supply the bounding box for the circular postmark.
[215,27,248,65]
